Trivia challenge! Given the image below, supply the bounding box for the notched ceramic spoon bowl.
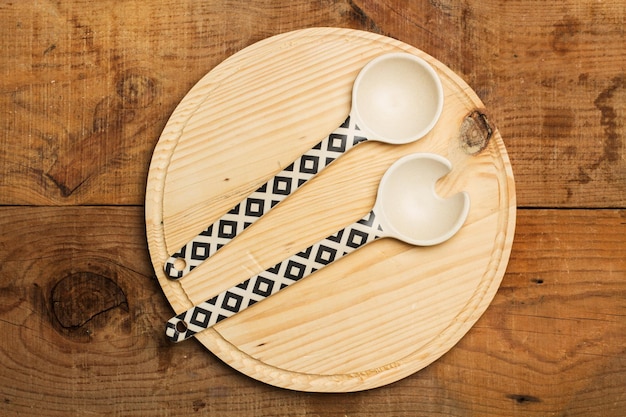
[375,153,470,246]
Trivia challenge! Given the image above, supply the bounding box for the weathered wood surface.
[0,208,623,415]
[1,0,623,207]
[0,0,624,415]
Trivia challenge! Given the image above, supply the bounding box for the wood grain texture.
[0,0,373,205]
[0,0,624,414]
[1,0,623,206]
[0,208,623,415]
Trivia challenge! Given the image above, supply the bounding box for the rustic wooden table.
[1,1,624,416]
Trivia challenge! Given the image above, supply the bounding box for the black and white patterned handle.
[164,116,367,280]
[165,211,383,342]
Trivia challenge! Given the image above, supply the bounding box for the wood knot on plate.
[459,110,493,155]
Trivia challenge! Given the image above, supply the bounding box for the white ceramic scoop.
[166,153,470,342]
[164,52,444,279]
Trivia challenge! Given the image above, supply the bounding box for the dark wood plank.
[0,207,623,415]
[1,1,624,206]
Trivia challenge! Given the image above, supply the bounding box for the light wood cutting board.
[145,27,516,392]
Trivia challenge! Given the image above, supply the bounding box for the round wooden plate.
[145,27,516,392]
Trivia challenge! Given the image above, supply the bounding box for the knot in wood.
[459,110,492,155]
[115,71,157,108]
[51,271,128,330]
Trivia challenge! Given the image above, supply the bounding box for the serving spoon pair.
[163,53,470,342]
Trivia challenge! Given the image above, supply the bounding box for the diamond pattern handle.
[165,211,383,342]
[164,116,367,280]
